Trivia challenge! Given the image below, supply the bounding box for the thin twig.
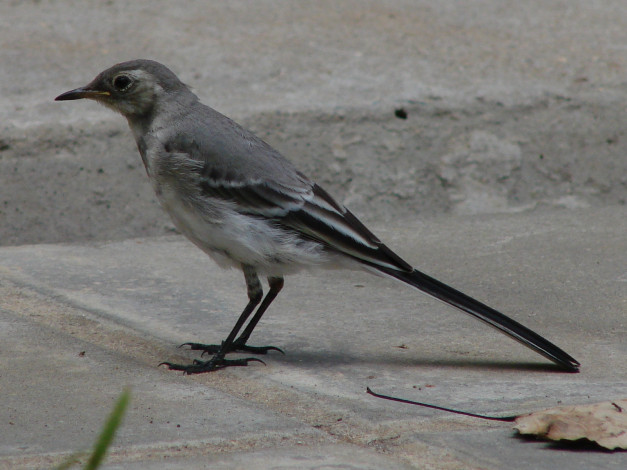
[366,387,517,422]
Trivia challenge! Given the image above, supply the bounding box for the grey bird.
[55,59,580,374]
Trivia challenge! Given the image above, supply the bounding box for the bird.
[55,59,580,374]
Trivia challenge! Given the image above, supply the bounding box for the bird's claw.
[159,356,265,374]
[179,341,284,356]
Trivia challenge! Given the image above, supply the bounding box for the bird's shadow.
[239,346,572,374]
[513,433,617,453]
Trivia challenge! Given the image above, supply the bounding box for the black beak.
[55,87,110,101]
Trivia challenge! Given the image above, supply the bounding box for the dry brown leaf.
[514,399,627,450]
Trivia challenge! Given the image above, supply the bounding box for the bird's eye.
[112,75,133,92]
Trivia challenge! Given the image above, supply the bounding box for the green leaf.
[84,388,131,470]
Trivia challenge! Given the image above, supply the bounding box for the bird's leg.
[161,265,266,373]
[183,276,285,356]
[229,276,284,353]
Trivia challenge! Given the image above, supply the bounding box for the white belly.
[156,184,330,276]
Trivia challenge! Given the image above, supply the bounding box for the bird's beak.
[55,87,110,101]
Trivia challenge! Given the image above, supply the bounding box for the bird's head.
[55,59,192,119]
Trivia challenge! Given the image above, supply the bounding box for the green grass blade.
[83,388,131,470]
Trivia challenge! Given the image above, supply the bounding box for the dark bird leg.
[228,276,285,353]
[182,276,285,357]
[161,265,269,373]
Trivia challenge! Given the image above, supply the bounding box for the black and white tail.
[376,265,580,372]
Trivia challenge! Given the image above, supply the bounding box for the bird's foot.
[180,340,284,356]
[160,356,265,374]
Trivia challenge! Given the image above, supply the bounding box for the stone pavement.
[1,1,626,468]
[1,208,626,469]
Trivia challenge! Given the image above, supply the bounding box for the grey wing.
[166,107,412,272]
[197,164,413,273]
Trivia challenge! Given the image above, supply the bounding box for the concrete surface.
[2,0,627,245]
[1,0,626,469]
[1,209,626,469]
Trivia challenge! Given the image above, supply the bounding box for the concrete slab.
[0,297,330,469]
[100,445,417,470]
[2,1,627,246]
[3,0,627,122]
[1,207,625,468]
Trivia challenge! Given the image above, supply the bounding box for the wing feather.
[197,162,412,272]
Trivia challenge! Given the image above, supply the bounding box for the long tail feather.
[376,266,580,372]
